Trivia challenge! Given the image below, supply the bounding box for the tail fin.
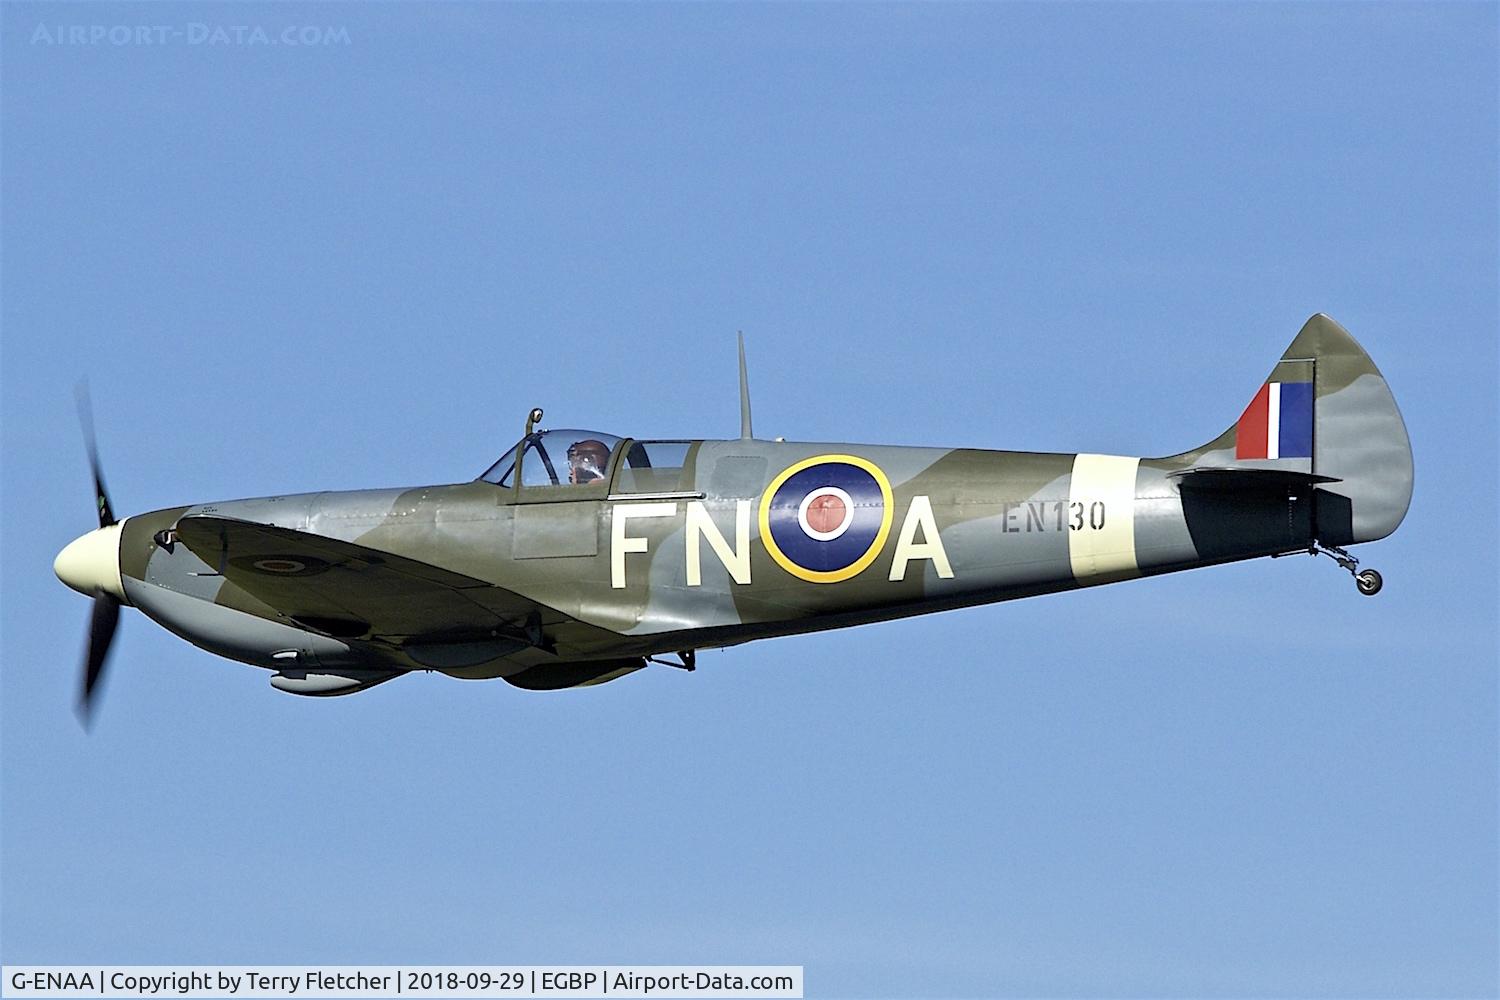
[1166,314,1413,545]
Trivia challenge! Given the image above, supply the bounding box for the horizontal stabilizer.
[1168,467,1342,492]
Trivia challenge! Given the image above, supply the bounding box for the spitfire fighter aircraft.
[56,315,1412,716]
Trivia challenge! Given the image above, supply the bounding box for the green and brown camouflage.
[57,314,1412,699]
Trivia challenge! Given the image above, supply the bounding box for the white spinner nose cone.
[54,523,126,601]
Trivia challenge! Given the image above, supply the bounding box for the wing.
[172,515,604,651]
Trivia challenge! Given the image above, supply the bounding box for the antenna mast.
[738,331,754,440]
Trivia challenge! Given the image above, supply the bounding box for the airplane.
[55,314,1412,720]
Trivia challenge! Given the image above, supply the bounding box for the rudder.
[1166,314,1413,546]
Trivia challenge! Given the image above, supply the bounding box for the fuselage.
[62,435,1315,683]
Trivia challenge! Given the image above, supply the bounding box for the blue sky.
[2,3,1495,997]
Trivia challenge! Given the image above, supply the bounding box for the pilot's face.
[569,451,604,484]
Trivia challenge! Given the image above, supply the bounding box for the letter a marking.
[889,495,954,581]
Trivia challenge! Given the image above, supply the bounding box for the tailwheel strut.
[1309,540,1383,596]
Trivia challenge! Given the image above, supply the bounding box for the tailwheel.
[1310,540,1384,597]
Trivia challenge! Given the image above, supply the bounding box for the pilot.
[567,439,611,485]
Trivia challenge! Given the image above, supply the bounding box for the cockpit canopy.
[479,430,694,494]
[479,429,623,488]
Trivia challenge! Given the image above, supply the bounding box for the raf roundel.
[230,554,331,577]
[798,486,854,540]
[759,455,894,583]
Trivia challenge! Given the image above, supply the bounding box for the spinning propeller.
[57,387,126,726]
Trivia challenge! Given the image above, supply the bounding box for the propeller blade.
[77,592,121,727]
[75,382,115,528]
[74,383,122,726]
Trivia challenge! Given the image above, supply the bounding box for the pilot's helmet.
[567,438,610,484]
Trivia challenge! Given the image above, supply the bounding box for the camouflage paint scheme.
[80,315,1412,695]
